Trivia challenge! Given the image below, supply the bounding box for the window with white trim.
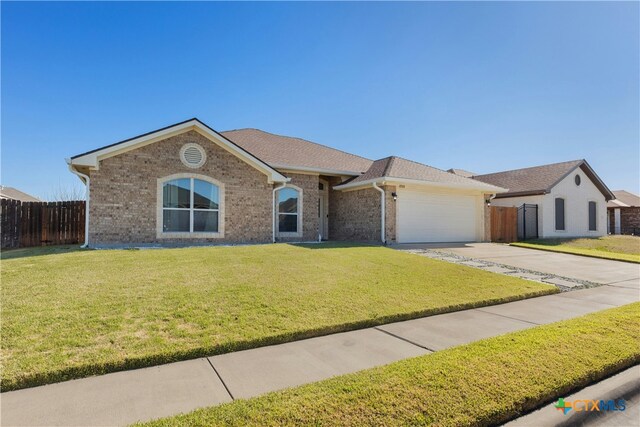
[277,187,299,233]
[162,178,219,232]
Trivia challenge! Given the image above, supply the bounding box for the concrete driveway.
[396,243,639,288]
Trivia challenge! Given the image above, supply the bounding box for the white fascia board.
[269,163,363,176]
[333,177,508,193]
[69,120,289,183]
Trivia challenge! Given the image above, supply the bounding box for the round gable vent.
[180,143,206,168]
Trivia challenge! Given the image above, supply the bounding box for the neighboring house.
[607,190,640,235]
[67,118,504,247]
[0,186,41,202]
[473,160,614,238]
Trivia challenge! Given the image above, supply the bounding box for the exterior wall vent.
[180,143,206,168]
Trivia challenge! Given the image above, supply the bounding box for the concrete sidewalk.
[506,365,640,427]
[2,283,637,427]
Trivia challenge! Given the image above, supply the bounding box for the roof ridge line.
[382,156,396,177]
[222,128,373,163]
[475,159,584,177]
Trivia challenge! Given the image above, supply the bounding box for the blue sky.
[2,1,638,200]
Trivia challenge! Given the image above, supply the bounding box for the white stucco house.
[470,160,614,238]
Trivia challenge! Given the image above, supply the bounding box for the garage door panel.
[397,190,478,243]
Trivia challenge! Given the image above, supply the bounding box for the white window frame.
[276,184,303,238]
[157,173,225,239]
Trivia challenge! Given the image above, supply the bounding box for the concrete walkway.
[3,281,637,427]
[400,243,640,288]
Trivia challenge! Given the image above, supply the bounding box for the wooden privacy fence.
[1,199,85,249]
[490,205,518,243]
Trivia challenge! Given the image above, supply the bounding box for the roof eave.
[494,190,548,199]
[269,164,364,177]
[334,176,507,193]
[68,119,289,184]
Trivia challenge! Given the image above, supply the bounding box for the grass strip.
[138,303,640,427]
[511,242,640,263]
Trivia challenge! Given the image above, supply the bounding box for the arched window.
[162,178,220,233]
[277,187,300,234]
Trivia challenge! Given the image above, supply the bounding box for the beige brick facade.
[88,131,325,246]
[275,173,320,242]
[329,181,395,243]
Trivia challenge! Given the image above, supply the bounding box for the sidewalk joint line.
[206,358,235,400]
[373,327,436,352]
[474,309,541,326]
[555,294,618,306]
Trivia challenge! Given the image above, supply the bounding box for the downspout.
[372,182,386,244]
[272,182,287,243]
[66,161,90,248]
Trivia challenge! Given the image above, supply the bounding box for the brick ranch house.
[67,118,505,247]
[608,190,640,235]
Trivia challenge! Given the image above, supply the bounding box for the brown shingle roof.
[473,159,614,200]
[221,128,372,174]
[341,156,502,190]
[447,168,476,178]
[0,186,41,202]
[608,190,640,208]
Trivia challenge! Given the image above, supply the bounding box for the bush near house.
[139,303,640,427]
[1,243,556,391]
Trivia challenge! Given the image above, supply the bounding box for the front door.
[319,179,329,240]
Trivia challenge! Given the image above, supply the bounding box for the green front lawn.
[139,303,640,427]
[512,235,640,263]
[1,243,556,391]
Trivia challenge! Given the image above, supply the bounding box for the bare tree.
[47,182,86,201]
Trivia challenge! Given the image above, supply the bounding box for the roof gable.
[68,119,289,183]
[334,156,506,192]
[473,160,614,201]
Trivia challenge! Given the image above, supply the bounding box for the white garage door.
[397,189,479,243]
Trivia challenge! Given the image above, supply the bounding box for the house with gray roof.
[473,160,614,238]
[67,118,504,247]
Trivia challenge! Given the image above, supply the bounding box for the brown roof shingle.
[473,159,614,200]
[473,160,583,196]
[447,168,476,178]
[342,156,502,189]
[0,186,41,202]
[221,128,372,174]
[608,190,640,208]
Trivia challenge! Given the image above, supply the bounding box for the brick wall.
[329,182,395,243]
[621,207,640,233]
[89,130,275,246]
[275,173,320,242]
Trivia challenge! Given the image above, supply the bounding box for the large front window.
[278,187,299,233]
[163,178,219,232]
